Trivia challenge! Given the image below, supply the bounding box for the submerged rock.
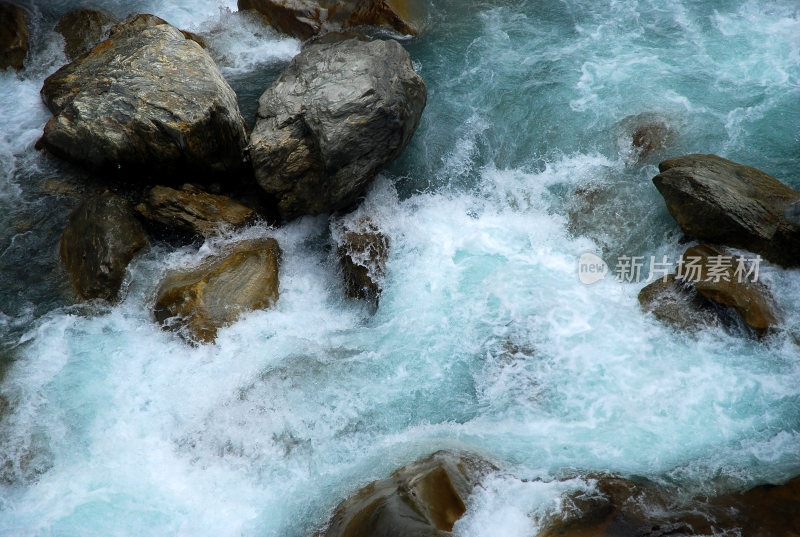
[335,219,388,302]
[40,16,246,179]
[318,451,494,537]
[54,8,118,60]
[238,0,419,40]
[537,473,800,537]
[639,244,779,336]
[154,238,281,342]
[136,184,256,238]
[60,191,148,302]
[247,37,426,220]
[653,154,800,267]
[620,113,675,161]
[0,2,28,70]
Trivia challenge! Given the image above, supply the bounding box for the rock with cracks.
[247,37,426,220]
[40,16,246,179]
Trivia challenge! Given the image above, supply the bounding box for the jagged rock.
[108,14,207,48]
[154,238,281,342]
[335,219,388,302]
[247,37,426,219]
[136,184,256,238]
[39,16,246,178]
[238,0,419,40]
[639,244,779,336]
[638,274,718,332]
[60,191,148,301]
[653,154,800,267]
[0,2,28,70]
[317,451,494,537]
[54,8,118,60]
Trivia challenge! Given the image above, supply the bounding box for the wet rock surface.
[247,37,426,220]
[154,238,281,342]
[40,16,246,179]
[653,154,800,267]
[238,0,419,40]
[59,191,148,302]
[317,451,494,537]
[0,2,28,70]
[54,8,118,60]
[335,219,388,302]
[136,184,256,238]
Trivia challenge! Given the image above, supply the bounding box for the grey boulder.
[40,17,247,179]
[247,37,426,220]
[653,154,800,267]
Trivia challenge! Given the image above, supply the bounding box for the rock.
[537,473,800,537]
[620,114,675,160]
[136,184,256,238]
[108,14,207,48]
[154,238,281,342]
[682,244,778,334]
[39,17,246,179]
[639,244,779,335]
[653,154,800,267]
[0,2,28,70]
[335,219,388,302]
[60,191,148,301]
[318,451,494,537]
[638,274,718,332]
[238,0,419,40]
[247,37,426,219]
[54,9,118,60]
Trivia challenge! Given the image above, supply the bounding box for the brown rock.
[0,2,28,70]
[681,244,778,334]
[238,0,419,40]
[336,219,388,302]
[54,8,117,60]
[653,154,800,267]
[136,184,256,238]
[154,238,281,342]
[638,274,718,333]
[318,451,494,537]
[60,191,148,302]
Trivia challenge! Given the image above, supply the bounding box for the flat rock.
[40,17,246,178]
[54,8,118,60]
[154,238,281,342]
[137,184,256,238]
[335,218,388,302]
[318,451,494,537]
[238,0,420,40]
[653,154,800,267]
[60,191,148,301]
[0,2,28,70]
[247,37,426,219]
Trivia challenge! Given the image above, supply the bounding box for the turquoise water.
[1,1,799,536]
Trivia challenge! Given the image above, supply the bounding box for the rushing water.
[1,0,799,535]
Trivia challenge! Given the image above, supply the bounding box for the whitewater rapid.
[1,1,799,536]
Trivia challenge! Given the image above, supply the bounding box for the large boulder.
[60,191,148,302]
[238,0,420,40]
[39,17,246,179]
[0,2,28,70]
[318,451,494,537]
[334,218,388,302]
[247,37,426,220]
[653,154,800,267]
[154,238,281,342]
[54,8,118,60]
[136,184,256,238]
